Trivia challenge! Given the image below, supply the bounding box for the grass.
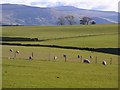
[3,58,118,88]
[7,34,117,48]
[2,24,119,88]
[2,24,118,48]
[2,24,118,40]
[2,45,118,64]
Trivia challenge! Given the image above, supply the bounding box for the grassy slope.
[2,24,118,48]
[2,24,118,40]
[3,58,118,88]
[2,24,119,88]
[11,34,117,48]
[2,45,118,64]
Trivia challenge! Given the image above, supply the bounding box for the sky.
[1,0,120,12]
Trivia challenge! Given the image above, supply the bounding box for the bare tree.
[65,15,75,25]
[57,16,65,25]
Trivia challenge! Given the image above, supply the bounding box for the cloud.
[1,0,120,12]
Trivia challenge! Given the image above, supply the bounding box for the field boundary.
[40,33,118,42]
[1,42,119,55]
[1,33,118,42]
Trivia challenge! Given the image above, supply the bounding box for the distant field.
[2,24,118,40]
[40,34,118,48]
[2,24,118,48]
[2,24,119,88]
[7,34,117,48]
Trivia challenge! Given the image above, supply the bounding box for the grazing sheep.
[54,56,57,60]
[83,59,90,64]
[9,49,13,52]
[102,60,107,65]
[89,56,93,59]
[29,56,33,60]
[63,54,66,58]
[13,51,19,58]
[78,55,80,58]
[16,51,19,54]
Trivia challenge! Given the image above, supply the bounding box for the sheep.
[63,54,66,58]
[54,56,57,60]
[89,56,93,59]
[102,60,107,65]
[16,51,19,54]
[9,49,13,59]
[9,49,13,52]
[29,56,33,60]
[83,59,90,64]
[14,50,19,58]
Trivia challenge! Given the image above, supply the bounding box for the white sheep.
[29,56,33,60]
[9,49,13,52]
[54,56,57,60]
[102,60,107,65]
[89,56,93,59]
[16,51,19,54]
[83,59,90,64]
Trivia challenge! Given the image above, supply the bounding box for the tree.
[57,16,65,25]
[80,17,92,25]
[65,15,75,25]
[90,20,96,24]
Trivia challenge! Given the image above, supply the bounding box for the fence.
[2,48,118,65]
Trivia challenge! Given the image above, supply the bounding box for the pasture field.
[2,45,118,88]
[2,45,118,64]
[2,24,118,40]
[2,24,119,88]
[6,34,118,48]
[2,24,118,48]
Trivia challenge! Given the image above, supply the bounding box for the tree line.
[57,15,96,25]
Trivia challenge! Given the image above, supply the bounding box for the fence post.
[49,53,50,61]
[110,58,112,65]
[63,54,67,62]
[95,56,97,64]
[81,56,83,62]
[14,51,16,59]
[32,52,34,57]
[65,57,66,62]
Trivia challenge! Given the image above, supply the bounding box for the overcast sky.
[1,0,120,12]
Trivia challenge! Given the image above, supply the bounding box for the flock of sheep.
[9,49,107,66]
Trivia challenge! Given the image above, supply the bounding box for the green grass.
[7,34,117,48]
[2,24,118,48]
[2,45,118,64]
[3,58,118,88]
[2,24,118,40]
[2,24,119,88]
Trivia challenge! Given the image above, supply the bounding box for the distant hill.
[1,4,118,25]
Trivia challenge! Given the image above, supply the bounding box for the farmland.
[2,24,119,88]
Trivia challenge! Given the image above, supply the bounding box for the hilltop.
[1,4,118,25]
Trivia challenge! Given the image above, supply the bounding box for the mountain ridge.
[1,4,118,25]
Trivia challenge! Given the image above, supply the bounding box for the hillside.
[1,4,118,25]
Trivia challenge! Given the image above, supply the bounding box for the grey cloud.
[30,1,66,7]
[30,1,50,6]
